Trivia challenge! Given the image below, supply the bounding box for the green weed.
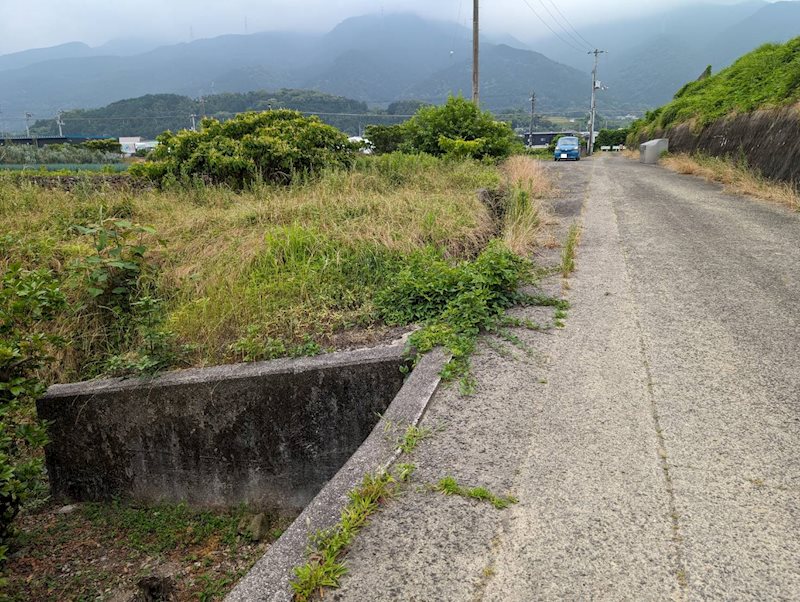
[290,471,395,602]
[398,425,431,454]
[561,222,581,277]
[433,476,518,510]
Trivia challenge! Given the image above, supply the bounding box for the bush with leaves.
[400,96,519,160]
[82,139,122,154]
[363,124,406,154]
[376,241,531,387]
[130,110,356,188]
[71,219,184,376]
[0,267,65,574]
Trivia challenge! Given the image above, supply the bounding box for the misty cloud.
[0,0,749,55]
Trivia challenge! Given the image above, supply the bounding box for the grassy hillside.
[631,36,800,136]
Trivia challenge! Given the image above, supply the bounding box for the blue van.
[554,136,581,161]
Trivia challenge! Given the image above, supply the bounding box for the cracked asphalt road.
[330,155,800,601]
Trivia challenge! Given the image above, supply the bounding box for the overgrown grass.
[0,153,501,382]
[661,153,800,210]
[630,37,800,136]
[500,156,553,255]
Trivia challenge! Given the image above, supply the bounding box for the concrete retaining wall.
[638,105,800,186]
[37,345,408,513]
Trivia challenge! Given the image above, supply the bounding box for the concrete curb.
[225,348,449,602]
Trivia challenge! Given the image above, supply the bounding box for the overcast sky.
[0,0,770,55]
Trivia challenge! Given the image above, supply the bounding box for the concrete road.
[330,155,800,601]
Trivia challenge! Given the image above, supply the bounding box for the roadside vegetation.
[1,99,558,599]
[629,36,800,138]
[660,153,800,210]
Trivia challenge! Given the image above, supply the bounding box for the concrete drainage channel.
[38,342,448,599]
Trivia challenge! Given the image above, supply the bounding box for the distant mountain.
[0,42,94,71]
[406,44,608,113]
[2,3,798,134]
[0,13,590,134]
[554,0,799,110]
[704,1,800,68]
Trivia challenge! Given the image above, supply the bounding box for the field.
[2,153,553,383]
[1,152,553,600]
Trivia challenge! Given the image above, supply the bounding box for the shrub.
[130,110,356,188]
[376,241,532,384]
[363,124,406,154]
[0,267,66,575]
[82,139,122,154]
[401,96,518,160]
[594,128,629,150]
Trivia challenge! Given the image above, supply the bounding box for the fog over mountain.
[0,1,797,134]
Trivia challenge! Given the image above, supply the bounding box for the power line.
[542,0,594,49]
[533,0,591,52]
[518,0,586,53]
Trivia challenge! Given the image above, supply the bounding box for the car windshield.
[557,137,579,147]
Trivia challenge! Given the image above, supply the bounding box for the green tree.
[595,128,629,149]
[364,124,406,154]
[82,138,122,154]
[401,95,518,160]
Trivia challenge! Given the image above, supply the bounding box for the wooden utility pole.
[472,0,479,105]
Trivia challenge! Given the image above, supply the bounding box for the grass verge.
[661,153,799,210]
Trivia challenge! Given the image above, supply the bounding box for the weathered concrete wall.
[641,104,800,187]
[37,346,408,513]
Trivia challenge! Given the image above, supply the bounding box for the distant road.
[325,155,800,600]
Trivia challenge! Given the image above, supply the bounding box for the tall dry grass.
[0,155,501,377]
[660,153,799,210]
[499,156,554,255]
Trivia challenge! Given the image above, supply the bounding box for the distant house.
[119,136,158,156]
[521,131,579,148]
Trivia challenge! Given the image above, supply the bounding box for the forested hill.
[28,90,394,138]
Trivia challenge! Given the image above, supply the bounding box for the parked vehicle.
[553,136,581,161]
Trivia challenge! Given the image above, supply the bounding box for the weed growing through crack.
[398,425,431,454]
[290,471,396,602]
[433,476,518,510]
[561,222,582,277]
[395,463,416,482]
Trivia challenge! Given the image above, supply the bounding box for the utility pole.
[56,111,65,137]
[472,0,479,105]
[190,114,197,131]
[587,49,605,156]
[529,90,536,146]
[24,112,33,138]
